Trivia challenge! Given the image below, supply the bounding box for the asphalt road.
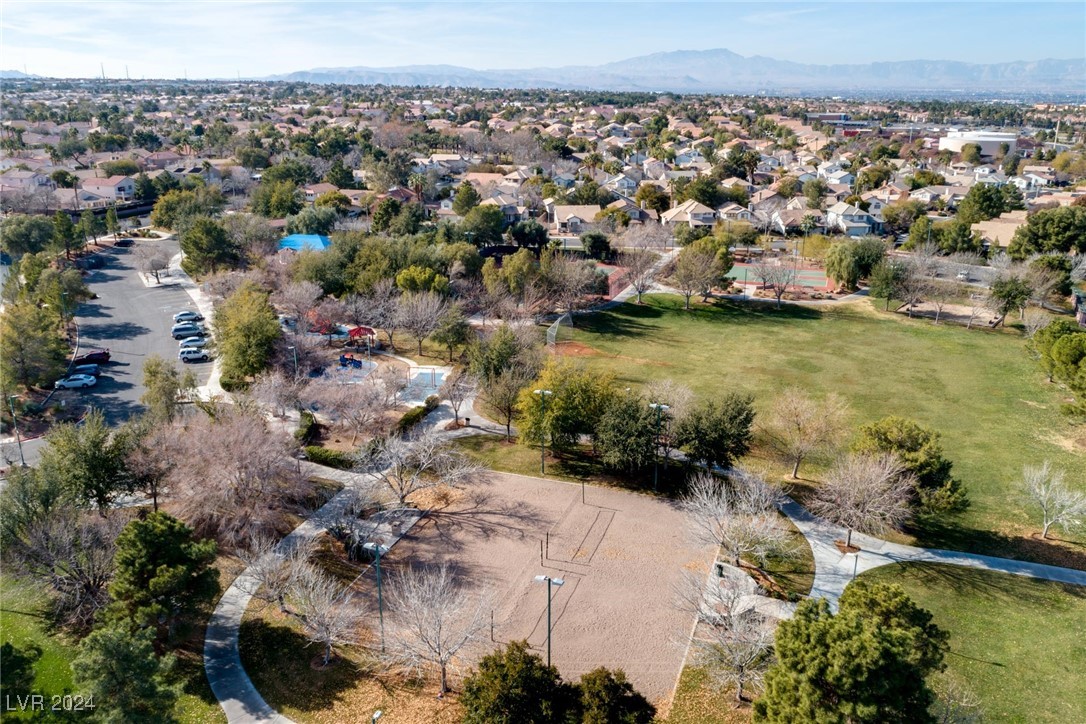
[12,237,212,467]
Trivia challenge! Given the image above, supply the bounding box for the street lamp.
[649,403,670,493]
[287,345,299,379]
[8,396,26,467]
[533,389,552,475]
[533,575,564,666]
[365,541,389,652]
[372,711,382,724]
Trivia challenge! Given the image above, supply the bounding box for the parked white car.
[55,374,98,390]
[178,348,211,363]
[179,336,209,349]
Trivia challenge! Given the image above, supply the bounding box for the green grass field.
[858,563,1086,723]
[0,575,225,723]
[566,295,1085,566]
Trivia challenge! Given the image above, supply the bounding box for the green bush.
[295,410,319,444]
[303,445,354,470]
[396,395,441,434]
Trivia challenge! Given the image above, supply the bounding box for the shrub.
[396,395,441,434]
[295,410,319,444]
[303,445,354,470]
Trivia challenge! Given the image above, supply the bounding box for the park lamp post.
[364,541,389,653]
[649,403,670,493]
[8,395,26,467]
[533,389,552,475]
[533,575,564,666]
[287,345,299,379]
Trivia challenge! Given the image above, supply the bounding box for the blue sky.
[2,1,1084,79]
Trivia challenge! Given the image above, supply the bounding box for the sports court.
[378,471,715,709]
[727,261,830,290]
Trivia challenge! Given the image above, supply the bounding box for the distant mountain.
[265,48,1086,95]
[0,69,38,79]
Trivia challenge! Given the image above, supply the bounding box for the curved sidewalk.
[780,496,1086,610]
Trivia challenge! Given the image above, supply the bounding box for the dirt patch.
[553,341,597,356]
[374,471,716,710]
[835,540,861,555]
[894,300,1000,328]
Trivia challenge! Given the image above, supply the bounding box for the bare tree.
[385,563,488,696]
[1022,308,1052,345]
[671,249,720,310]
[619,222,672,251]
[397,292,448,356]
[359,427,482,507]
[124,422,179,511]
[288,564,368,666]
[618,249,659,304]
[927,282,955,324]
[965,291,990,330]
[932,679,984,724]
[1,496,123,631]
[170,407,305,547]
[1026,263,1063,310]
[304,369,389,444]
[363,278,402,350]
[898,259,934,318]
[1071,254,1086,284]
[273,281,323,327]
[543,253,597,321]
[751,257,797,309]
[478,367,530,440]
[249,370,304,418]
[135,245,170,283]
[1022,461,1086,539]
[645,378,693,464]
[809,453,915,547]
[682,470,793,568]
[439,369,477,425]
[763,389,849,479]
[239,534,313,613]
[674,570,774,704]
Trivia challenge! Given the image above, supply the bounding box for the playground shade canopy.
[278,234,331,252]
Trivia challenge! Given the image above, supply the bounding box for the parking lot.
[58,239,213,425]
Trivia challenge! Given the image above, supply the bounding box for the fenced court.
[373,472,715,710]
[727,261,831,290]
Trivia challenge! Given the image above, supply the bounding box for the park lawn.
[567,295,1085,566]
[0,574,229,724]
[857,563,1086,723]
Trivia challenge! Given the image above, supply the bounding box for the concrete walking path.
[780,496,1086,611]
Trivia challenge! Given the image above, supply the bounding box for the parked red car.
[73,348,111,364]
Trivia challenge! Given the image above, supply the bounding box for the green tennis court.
[727,262,830,289]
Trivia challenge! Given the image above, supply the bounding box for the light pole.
[365,541,389,652]
[533,389,552,475]
[287,345,299,379]
[533,575,564,666]
[649,403,669,493]
[8,395,26,467]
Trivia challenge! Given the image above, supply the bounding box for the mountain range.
[265,48,1085,95]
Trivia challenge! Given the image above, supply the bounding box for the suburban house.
[480,195,527,225]
[772,208,825,236]
[717,202,753,222]
[605,197,658,225]
[550,204,602,233]
[82,175,135,201]
[0,169,54,189]
[825,201,875,236]
[970,210,1029,248]
[144,151,184,170]
[660,199,716,227]
[303,182,339,203]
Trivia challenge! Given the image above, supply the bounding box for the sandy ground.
[374,472,715,710]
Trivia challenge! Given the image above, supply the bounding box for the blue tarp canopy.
[278,234,331,252]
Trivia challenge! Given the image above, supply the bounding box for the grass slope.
[858,563,1086,723]
[569,295,1084,564]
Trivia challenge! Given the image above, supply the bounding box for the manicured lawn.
[857,563,1086,723]
[568,295,1085,566]
[0,574,227,724]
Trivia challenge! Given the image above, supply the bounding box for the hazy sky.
[3,1,1084,79]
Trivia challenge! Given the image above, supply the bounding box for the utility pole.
[533,389,552,475]
[649,403,670,493]
[8,396,27,467]
[533,575,564,666]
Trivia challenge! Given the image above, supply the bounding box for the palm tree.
[408,172,426,201]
